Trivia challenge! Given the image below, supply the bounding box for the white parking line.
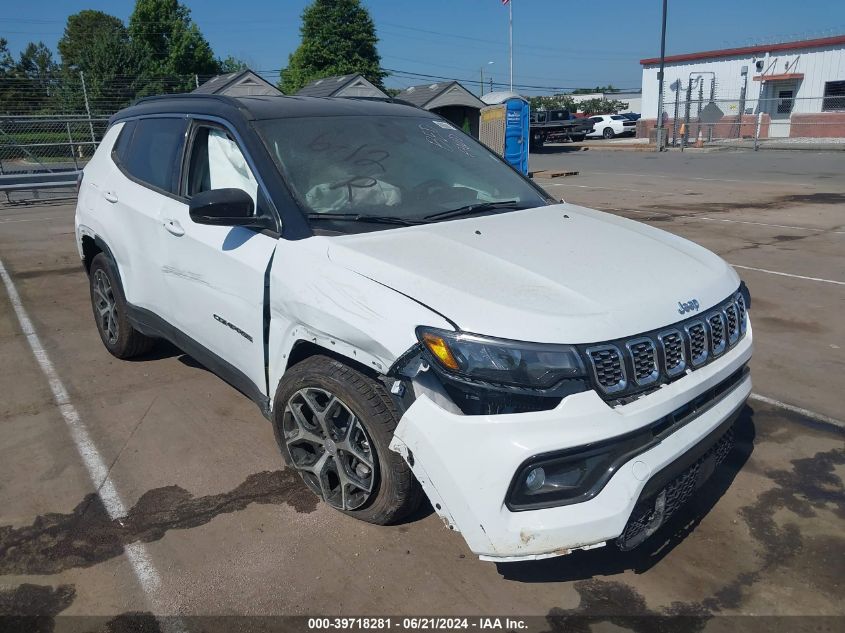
[600,206,845,234]
[0,257,180,623]
[583,170,815,187]
[730,264,845,286]
[539,181,662,194]
[0,216,58,224]
[695,216,845,234]
[750,393,844,429]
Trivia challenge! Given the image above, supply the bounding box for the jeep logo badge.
[677,299,700,315]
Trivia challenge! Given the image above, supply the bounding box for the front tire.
[602,127,615,139]
[89,253,155,359]
[273,355,422,525]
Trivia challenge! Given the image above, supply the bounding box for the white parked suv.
[75,94,752,562]
[586,114,638,139]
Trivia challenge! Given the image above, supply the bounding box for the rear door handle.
[103,191,118,203]
[163,219,185,237]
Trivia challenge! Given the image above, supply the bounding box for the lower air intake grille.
[616,426,735,550]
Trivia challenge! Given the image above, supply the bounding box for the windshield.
[256,115,548,230]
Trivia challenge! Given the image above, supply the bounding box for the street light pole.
[655,0,668,151]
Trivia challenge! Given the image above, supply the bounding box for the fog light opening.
[525,467,546,492]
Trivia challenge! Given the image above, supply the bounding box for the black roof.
[110,93,433,124]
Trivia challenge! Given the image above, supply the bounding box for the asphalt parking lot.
[0,149,843,628]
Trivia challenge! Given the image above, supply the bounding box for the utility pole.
[655,0,668,151]
[508,0,513,91]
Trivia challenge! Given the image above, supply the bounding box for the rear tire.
[570,134,586,142]
[89,253,155,359]
[603,127,615,139]
[273,355,423,525]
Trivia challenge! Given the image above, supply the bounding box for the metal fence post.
[682,79,692,150]
[66,121,79,170]
[672,86,679,147]
[754,110,762,151]
[79,71,96,145]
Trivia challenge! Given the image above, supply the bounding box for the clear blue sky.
[2,0,844,93]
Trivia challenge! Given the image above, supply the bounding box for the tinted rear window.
[112,120,136,163]
[120,117,188,193]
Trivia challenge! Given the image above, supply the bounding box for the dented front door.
[160,123,277,396]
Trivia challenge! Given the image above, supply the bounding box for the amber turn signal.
[420,332,460,371]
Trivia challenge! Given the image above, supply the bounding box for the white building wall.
[641,43,845,119]
[570,91,642,113]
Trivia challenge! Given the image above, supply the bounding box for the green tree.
[576,98,629,115]
[129,0,219,93]
[58,10,127,71]
[0,38,18,113]
[527,94,576,112]
[218,55,248,73]
[77,29,143,114]
[571,84,620,95]
[55,11,138,114]
[280,0,385,94]
[16,42,58,112]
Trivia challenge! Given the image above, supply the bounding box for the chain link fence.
[0,115,109,172]
[0,72,207,202]
[644,76,845,150]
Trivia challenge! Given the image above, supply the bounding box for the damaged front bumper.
[389,328,752,562]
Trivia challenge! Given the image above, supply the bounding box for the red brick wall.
[789,113,845,138]
[637,114,771,141]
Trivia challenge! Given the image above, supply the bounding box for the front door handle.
[163,219,185,237]
[103,191,118,203]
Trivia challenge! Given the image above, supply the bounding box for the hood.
[326,204,740,344]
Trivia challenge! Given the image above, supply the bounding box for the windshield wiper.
[306,213,424,226]
[423,200,525,221]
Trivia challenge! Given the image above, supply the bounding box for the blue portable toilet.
[480,91,529,175]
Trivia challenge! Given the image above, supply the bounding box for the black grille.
[661,331,684,375]
[629,339,658,384]
[688,323,707,364]
[725,304,739,342]
[708,313,726,354]
[582,291,748,401]
[736,295,747,331]
[587,346,625,391]
[616,426,735,550]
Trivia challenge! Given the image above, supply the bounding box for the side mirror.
[189,188,273,230]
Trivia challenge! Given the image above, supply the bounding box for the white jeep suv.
[75,94,752,562]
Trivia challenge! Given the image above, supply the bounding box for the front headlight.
[416,326,586,391]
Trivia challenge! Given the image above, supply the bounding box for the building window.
[776,90,794,114]
[822,80,845,111]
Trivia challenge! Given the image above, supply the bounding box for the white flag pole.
[508,0,513,91]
